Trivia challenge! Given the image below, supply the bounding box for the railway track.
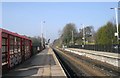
[53,49,79,78]
[52,47,120,78]
[62,49,120,76]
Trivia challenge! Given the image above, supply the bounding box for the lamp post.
[41,21,45,48]
[81,24,91,48]
[81,24,85,48]
[110,7,120,53]
[0,50,1,78]
[110,7,120,42]
[72,30,74,44]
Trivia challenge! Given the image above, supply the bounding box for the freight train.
[0,28,45,74]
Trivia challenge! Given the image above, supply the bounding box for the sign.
[114,32,118,37]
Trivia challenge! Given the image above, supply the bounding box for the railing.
[68,44,120,53]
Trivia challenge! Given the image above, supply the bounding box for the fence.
[68,44,120,53]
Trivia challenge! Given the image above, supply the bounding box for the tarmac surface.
[3,47,66,77]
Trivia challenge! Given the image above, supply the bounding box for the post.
[42,33,43,48]
[115,8,119,42]
[111,7,120,53]
[7,35,10,68]
[82,24,85,48]
[0,29,2,78]
[41,21,45,49]
[115,8,120,53]
[72,30,74,44]
[83,24,86,45]
[111,8,120,41]
[40,21,43,48]
[44,22,46,44]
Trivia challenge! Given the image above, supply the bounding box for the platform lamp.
[81,24,85,48]
[41,21,45,48]
[110,7,120,41]
[110,7,120,53]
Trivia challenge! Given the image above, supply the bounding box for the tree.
[29,36,42,46]
[61,23,78,46]
[79,26,95,44]
[84,26,95,44]
[95,22,117,45]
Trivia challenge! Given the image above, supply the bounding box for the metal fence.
[68,44,120,53]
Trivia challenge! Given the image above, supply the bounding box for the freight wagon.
[0,28,32,74]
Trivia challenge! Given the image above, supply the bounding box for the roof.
[0,28,31,40]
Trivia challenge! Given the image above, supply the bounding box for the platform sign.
[0,30,1,78]
[114,32,118,37]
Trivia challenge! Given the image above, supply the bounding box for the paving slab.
[3,47,66,77]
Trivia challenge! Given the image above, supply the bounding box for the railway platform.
[3,47,66,77]
[64,48,120,67]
